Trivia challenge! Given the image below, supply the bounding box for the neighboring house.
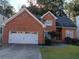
[0,11,8,31]
[2,8,76,44]
[0,11,8,40]
[0,11,8,25]
[76,16,79,39]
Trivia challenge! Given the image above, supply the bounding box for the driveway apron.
[0,44,42,59]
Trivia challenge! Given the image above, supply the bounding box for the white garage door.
[9,32,38,44]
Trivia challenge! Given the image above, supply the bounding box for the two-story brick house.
[2,8,76,44]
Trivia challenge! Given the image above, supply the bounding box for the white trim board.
[2,8,45,28]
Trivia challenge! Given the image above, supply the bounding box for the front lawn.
[40,45,79,59]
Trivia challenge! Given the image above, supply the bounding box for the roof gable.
[2,8,45,28]
[41,11,57,19]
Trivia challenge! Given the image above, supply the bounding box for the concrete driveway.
[0,44,42,59]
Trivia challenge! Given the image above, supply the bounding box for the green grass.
[40,45,79,59]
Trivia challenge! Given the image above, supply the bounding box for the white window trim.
[44,20,52,26]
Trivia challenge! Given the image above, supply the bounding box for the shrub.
[64,37,79,45]
[72,38,79,45]
[64,37,72,44]
[72,38,77,44]
[45,37,52,45]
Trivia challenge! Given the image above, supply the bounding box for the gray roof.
[35,15,41,20]
[35,15,76,27]
[56,16,76,27]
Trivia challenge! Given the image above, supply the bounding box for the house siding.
[62,28,76,41]
[43,13,56,31]
[2,11,44,44]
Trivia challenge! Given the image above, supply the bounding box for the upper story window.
[44,20,52,26]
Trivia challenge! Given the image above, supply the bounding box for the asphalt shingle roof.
[35,15,76,27]
[56,16,76,27]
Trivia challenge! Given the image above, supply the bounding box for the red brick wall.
[43,13,56,31]
[2,11,44,44]
[62,28,76,41]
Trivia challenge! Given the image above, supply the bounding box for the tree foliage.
[27,0,66,16]
[64,0,79,22]
[0,0,15,17]
[4,6,15,17]
[65,0,79,16]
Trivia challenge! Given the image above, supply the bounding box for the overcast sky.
[9,0,30,12]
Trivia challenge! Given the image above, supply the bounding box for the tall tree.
[27,0,66,16]
[37,0,66,16]
[64,0,79,22]
[0,0,15,17]
[4,6,15,17]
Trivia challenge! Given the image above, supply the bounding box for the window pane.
[66,30,73,38]
[44,20,52,26]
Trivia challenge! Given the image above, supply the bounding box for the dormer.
[41,11,57,31]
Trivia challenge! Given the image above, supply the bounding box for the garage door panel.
[9,33,24,43]
[9,32,38,44]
